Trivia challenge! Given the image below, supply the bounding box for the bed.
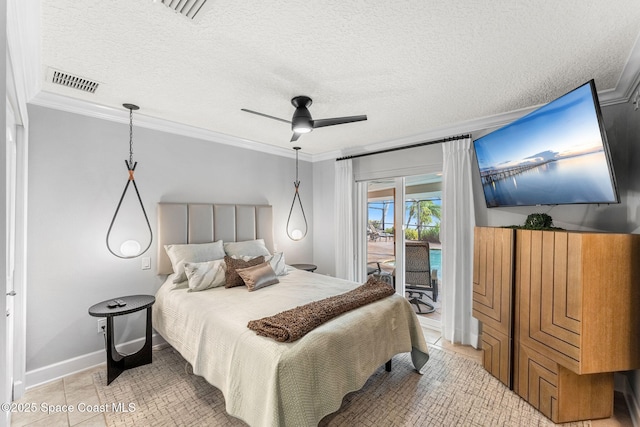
[152,203,429,427]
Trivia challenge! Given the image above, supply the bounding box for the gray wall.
[601,99,640,402]
[26,105,313,372]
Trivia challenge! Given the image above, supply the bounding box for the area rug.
[93,346,591,426]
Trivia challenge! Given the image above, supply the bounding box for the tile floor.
[10,328,634,426]
[10,364,107,427]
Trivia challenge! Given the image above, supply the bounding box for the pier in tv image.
[473,80,619,208]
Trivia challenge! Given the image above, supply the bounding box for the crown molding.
[329,78,640,164]
[29,91,313,162]
[29,32,640,164]
[326,34,640,162]
[600,31,640,106]
[326,106,537,162]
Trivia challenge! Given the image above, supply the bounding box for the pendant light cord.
[106,104,153,259]
[295,146,299,183]
[128,107,134,168]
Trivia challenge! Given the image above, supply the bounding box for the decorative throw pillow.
[165,240,226,284]
[223,239,271,258]
[265,252,288,276]
[236,262,279,292]
[224,255,265,288]
[184,259,226,292]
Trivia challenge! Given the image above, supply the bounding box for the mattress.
[152,267,429,427]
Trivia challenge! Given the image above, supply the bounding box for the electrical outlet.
[97,318,106,334]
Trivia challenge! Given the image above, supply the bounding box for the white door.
[5,102,18,410]
[364,173,443,328]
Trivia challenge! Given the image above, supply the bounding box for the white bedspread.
[152,268,429,427]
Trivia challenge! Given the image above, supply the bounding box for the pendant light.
[286,147,308,241]
[106,104,153,259]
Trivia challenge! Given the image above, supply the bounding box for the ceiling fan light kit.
[242,95,367,142]
[291,96,313,134]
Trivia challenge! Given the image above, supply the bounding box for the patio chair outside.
[404,240,438,314]
[367,223,380,241]
[371,223,394,241]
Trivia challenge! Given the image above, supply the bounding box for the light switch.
[141,257,151,270]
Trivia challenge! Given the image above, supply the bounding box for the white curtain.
[353,181,367,283]
[441,137,479,347]
[335,159,355,281]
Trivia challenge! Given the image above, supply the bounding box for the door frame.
[5,99,18,407]
[5,62,29,403]
[5,0,37,404]
[362,173,443,330]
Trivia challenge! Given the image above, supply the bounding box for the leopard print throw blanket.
[247,276,395,342]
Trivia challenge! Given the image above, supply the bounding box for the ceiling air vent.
[51,70,99,94]
[160,0,209,19]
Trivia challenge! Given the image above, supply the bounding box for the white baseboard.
[617,373,640,427]
[13,380,24,400]
[24,333,167,390]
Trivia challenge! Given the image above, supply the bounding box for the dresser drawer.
[473,227,514,335]
[480,323,511,387]
[517,343,612,423]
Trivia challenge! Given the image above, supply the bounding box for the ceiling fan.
[241,96,367,142]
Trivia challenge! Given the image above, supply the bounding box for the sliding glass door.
[366,179,396,281]
[366,173,442,327]
[403,175,442,326]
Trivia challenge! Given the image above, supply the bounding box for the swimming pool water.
[430,249,442,280]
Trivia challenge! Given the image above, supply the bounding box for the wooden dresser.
[472,226,640,423]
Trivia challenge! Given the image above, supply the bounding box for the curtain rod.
[335,134,471,161]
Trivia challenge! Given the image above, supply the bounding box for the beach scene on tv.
[474,83,618,208]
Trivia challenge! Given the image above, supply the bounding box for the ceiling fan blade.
[312,115,367,129]
[290,132,301,142]
[241,108,291,124]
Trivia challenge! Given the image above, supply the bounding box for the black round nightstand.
[89,294,155,384]
[291,263,318,272]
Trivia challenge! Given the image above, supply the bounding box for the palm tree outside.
[405,199,441,242]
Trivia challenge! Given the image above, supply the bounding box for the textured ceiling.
[39,0,640,156]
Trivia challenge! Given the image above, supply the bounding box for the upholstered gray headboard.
[157,203,274,275]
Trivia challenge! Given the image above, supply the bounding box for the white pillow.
[165,240,225,284]
[223,239,271,258]
[184,259,226,292]
[265,252,288,276]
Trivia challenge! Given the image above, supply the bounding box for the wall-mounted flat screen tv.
[473,80,619,208]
